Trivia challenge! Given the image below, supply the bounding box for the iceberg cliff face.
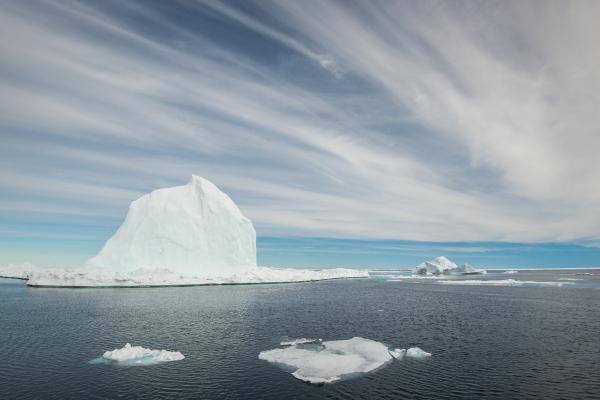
[86,175,256,277]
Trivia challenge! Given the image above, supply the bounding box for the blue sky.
[1,1,599,268]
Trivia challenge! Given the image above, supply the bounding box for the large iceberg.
[87,175,256,277]
[17,176,368,287]
[259,337,431,384]
[412,256,486,275]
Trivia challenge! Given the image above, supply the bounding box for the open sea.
[1,269,600,399]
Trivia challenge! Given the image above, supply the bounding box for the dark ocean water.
[1,270,600,399]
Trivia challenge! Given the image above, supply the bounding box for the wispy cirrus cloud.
[1,0,599,263]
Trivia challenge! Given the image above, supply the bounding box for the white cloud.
[1,0,599,245]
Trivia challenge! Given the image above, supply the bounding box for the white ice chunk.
[405,347,432,359]
[389,348,406,359]
[26,266,368,287]
[454,264,487,275]
[98,343,184,365]
[259,337,393,384]
[259,337,431,384]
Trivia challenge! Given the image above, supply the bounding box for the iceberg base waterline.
[24,266,369,287]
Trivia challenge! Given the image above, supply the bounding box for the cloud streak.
[1,0,599,256]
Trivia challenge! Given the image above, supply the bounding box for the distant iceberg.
[13,176,367,287]
[412,256,458,275]
[0,262,43,280]
[454,263,487,275]
[259,337,430,384]
[93,343,184,365]
[412,256,486,276]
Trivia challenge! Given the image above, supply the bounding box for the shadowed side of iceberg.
[85,175,256,277]
[259,337,431,384]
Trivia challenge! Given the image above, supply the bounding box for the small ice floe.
[437,279,569,287]
[389,347,432,360]
[412,256,486,276]
[280,338,321,346]
[259,337,430,384]
[92,343,184,365]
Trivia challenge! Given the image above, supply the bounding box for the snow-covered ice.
[258,337,430,384]
[87,175,256,277]
[437,279,569,287]
[94,343,184,365]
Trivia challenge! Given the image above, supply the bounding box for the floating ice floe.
[412,256,486,276]
[437,279,569,287]
[258,337,430,384]
[93,343,184,365]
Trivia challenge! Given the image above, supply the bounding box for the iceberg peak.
[86,175,256,277]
